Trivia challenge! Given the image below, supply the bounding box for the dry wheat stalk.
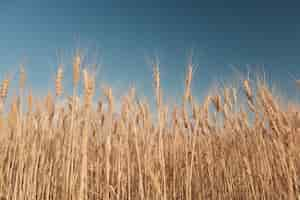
[83,69,95,108]
[0,77,10,102]
[184,64,193,104]
[73,52,81,88]
[8,95,19,128]
[172,106,179,127]
[121,96,129,122]
[55,65,63,97]
[212,95,222,112]
[27,89,33,113]
[243,79,253,104]
[19,65,26,90]
[0,101,3,113]
[45,91,54,116]
[231,87,237,106]
[223,87,232,109]
[153,62,161,109]
[97,100,103,114]
[103,87,114,114]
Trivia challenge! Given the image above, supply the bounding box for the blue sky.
[1,0,300,102]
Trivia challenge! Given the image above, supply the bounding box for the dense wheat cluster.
[0,55,300,200]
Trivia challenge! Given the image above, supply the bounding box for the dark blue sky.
[1,0,300,101]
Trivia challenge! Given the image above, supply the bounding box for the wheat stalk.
[0,77,10,102]
[184,64,193,105]
[73,51,81,88]
[83,68,95,108]
[212,95,222,112]
[19,64,26,90]
[55,65,63,97]
[103,87,114,114]
[153,63,161,109]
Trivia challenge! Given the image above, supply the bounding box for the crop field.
[0,53,299,199]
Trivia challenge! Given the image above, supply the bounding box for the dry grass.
[0,55,299,200]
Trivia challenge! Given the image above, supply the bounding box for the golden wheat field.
[0,53,299,200]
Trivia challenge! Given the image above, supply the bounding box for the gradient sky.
[1,0,300,103]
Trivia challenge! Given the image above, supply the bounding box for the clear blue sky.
[1,0,300,102]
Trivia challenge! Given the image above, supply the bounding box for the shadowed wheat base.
[0,55,300,200]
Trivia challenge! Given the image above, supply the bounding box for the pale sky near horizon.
[0,0,300,103]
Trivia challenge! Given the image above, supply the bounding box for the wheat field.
[0,53,299,200]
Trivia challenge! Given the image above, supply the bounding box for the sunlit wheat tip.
[55,65,63,97]
[243,79,253,103]
[73,53,81,87]
[0,78,10,101]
